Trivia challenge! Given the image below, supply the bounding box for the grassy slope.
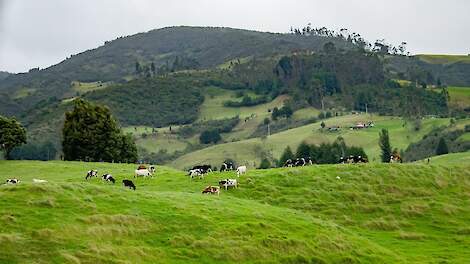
[447,86,470,109]
[172,115,449,169]
[416,151,470,165]
[416,54,470,65]
[1,161,469,263]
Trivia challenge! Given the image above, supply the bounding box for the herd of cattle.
[4,156,398,192]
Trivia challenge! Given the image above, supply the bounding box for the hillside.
[0,71,11,81]
[0,26,351,116]
[0,161,469,263]
[171,114,450,169]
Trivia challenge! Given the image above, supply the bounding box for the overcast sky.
[1,0,469,73]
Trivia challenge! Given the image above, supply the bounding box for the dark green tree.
[0,115,27,160]
[296,141,311,158]
[150,62,156,75]
[279,146,295,166]
[379,129,392,162]
[323,42,337,54]
[199,130,221,144]
[258,158,271,169]
[62,99,137,162]
[435,137,449,155]
[135,61,141,75]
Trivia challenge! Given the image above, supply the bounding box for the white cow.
[135,169,152,178]
[236,166,247,177]
[33,179,47,183]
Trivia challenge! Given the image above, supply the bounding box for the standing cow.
[135,169,152,178]
[85,170,98,180]
[102,174,116,184]
[236,166,247,177]
[219,179,238,190]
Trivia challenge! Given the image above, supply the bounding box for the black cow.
[122,179,136,190]
[305,157,314,165]
[219,162,234,172]
[102,174,115,184]
[191,165,212,174]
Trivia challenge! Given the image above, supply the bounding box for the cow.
[122,179,136,190]
[294,158,306,167]
[135,169,152,178]
[219,179,238,190]
[85,170,98,180]
[149,165,156,174]
[356,156,368,163]
[5,179,20,184]
[338,156,347,164]
[192,165,212,174]
[188,169,204,180]
[305,157,314,165]
[220,162,234,172]
[137,164,147,170]
[390,155,402,163]
[33,179,47,183]
[284,159,294,167]
[102,174,115,184]
[236,166,247,177]
[202,186,220,195]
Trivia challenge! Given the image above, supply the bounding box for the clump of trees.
[272,105,293,120]
[278,137,367,166]
[224,95,268,107]
[0,115,27,160]
[199,130,221,144]
[62,99,137,163]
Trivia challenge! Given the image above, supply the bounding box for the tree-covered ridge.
[0,26,351,116]
[85,76,205,127]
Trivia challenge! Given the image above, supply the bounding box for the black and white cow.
[219,179,238,190]
[5,179,20,184]
[149,165,156,174]
[192,165,212,174]
[294,158,306,167]
[122,179,136,190]
[284,159,294,167]
[188,168,204,180]
[220,162,234,172]
[102,174,115,184]
[305,157,314,165]
[85,170,98,180]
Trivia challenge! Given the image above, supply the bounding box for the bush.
[199,130,221,144]
[258,158,271,169]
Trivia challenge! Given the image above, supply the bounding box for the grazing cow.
[390,155,402,163]
[188,169,204,180]
[135,169,152,178]
[33,179,47,183]
[122,179,136,190]
[149,165,156,174]
[102,174,115,184]
[202,185,220,195]
[284,159,294,167]
[220,162,234,172]
[192,165,212,174]
[338,156,346,164]
[305,157,314,165]
[236,166,247,177]
[219,179,238,190]
[5,179,20,184]
[85,170,98,180]
[294,158,306,167]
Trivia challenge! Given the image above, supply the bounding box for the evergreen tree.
[62,99,137,162]
[135,61,141,75]
[296,142,311,158]
[379,129,392,162]
[258,158,271,169]
[0,115,27,159]
[435,137,449,155]
[199,130,221,144]
[150,62,156,75]
[279,146,295,166]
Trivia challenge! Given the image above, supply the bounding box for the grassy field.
[0,160,469,263]
[446,86,470,109]
[416,151,470,165]
[172,114,450,169]
[71,81,112,94]
[416,54,470,65]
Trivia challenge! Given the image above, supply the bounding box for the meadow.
[0,160,469,263]
[171,115,450,169]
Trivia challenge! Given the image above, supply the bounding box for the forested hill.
[0,26,351,116]
[0,71,11,81]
